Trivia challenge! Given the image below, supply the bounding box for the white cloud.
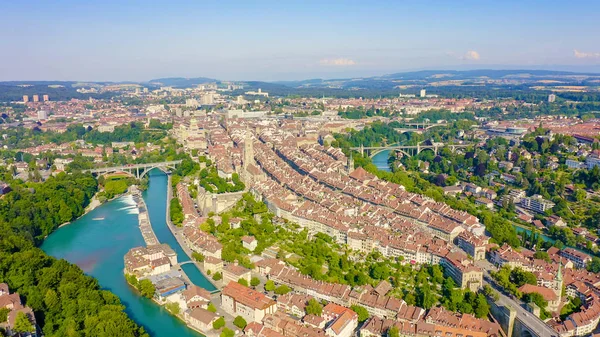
[462,50,480,61]
[319,58,357,66]
[574,49,600,59]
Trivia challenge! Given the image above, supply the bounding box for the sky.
[1,0,600,82]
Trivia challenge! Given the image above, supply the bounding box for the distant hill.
[148,77,217,87]
[381,69,600,80]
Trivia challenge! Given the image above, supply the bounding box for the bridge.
[350,143,472,158]
[394,122,449,134]
[83,160,182,179]
[178,261,196,266]
[484,273,556,337]
[176,261,221,294]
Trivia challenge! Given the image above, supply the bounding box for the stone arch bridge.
[350,143,472,158]
[83,160,182,179]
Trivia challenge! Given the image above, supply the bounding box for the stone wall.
[197,187,244,215]
[488,296,516,337]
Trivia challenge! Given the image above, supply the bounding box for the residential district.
[1,80,600,337]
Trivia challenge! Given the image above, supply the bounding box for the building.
[203,256,223,274]
[242,236,258,251]
[245,88,269,97]
[53,158,74,171]
[124,244,177,277]
[548,94,556,103]
[185,307,218,332]
[561,248,592,269]
[185,99,199,108]
[519,284,561,312]
[32,95,39,102]
[566,159,585,169]
[222,264,251,286]
[182,284,211,310]
[201,93,215,105]
[586,154,600,170]
[420,89,426,98]
[520,194,555,213]
[325,309,358,337]
[456,231,488,261]
[153,275,186,300]
[37,110,48,121]
[182,226,222,259]
[221,282,277,323]
[441,252,483,292]
[22,95,29,103]
[0,283,37,337]
[43,94,49,102]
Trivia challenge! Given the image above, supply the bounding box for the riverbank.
[43,175,206,337]
[133,186,160,246]
[164,174,220,291]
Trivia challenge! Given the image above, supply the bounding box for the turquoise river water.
[42,170,214,337]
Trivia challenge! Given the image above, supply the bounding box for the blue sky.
[1,0,600,81]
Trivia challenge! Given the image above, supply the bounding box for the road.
[482,271,557,337]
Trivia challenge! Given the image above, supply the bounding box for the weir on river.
[42,170,211,337]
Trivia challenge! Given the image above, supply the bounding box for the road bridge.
[394,122,449,135]
[350,143,472,158]
[83,160,182,179]
[485,273,557,337]
[404,122,448,129]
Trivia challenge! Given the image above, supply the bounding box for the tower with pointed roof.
[554,261,563,299]
[243,131,254,170]
[347,152,354,174]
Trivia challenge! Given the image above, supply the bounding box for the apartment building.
[221,282,277,323]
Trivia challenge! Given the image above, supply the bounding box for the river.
[41,170,212,337]
[372,149,392,172]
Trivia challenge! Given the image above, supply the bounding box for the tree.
[233,316,247,329]
[482,284,499,301]
[0,308,9,322]
[351,305,370,322]
[510,268,537,287]
[166,302,180,315]
[265,280,275,292]
[192,252,205,262]
[238,278,249,287]
[588,257,600,273]
[170,198,184,226]
[250,277,261,287]
[207,302,217,313]
[212,316,226,330]
[13,312,33,335]
[523,292,548,309]
[220,328,235,337]
[388,325,400,337]
[275,285,291,295]
[417,284,436,309]
[306,298,323,316]
[139,279,156,298]
[474,294,490,319]
[533,251,550,262]
[212,272,222,281]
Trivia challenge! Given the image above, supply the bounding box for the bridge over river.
[83,160,182,179]
[351,143,473,158]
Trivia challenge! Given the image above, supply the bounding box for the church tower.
[347,152,354,174]
[554,261,563,300]
[243,131,254,170]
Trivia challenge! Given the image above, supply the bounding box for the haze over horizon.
[2,0,600,82]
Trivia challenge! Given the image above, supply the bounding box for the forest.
[0,172,148,337]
